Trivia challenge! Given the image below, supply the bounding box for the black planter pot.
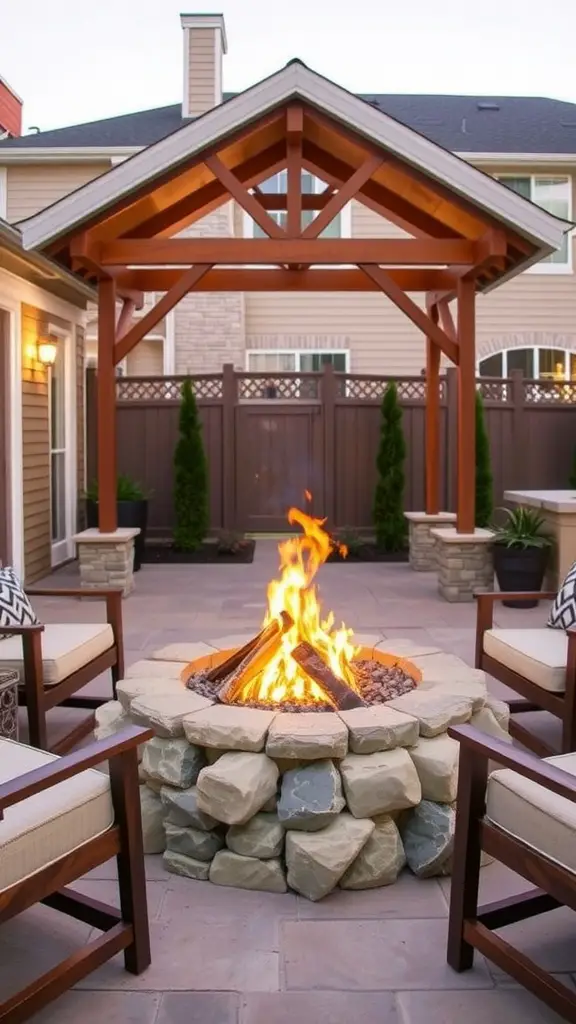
[493,543,550,608]
[86,499,148,572]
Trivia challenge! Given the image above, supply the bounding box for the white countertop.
[504,490,576,513]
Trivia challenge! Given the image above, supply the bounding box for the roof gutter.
[457,152,576,165]
[0,146,140,163]
[0,219,96,300]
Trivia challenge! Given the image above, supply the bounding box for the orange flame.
[234,507,359,707]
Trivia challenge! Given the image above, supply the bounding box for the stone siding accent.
[174,204,245,374]
[432,528,494,603]
[74,528,139,597]
[405,512,457,572]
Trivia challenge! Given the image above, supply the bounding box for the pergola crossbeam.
[112,267,459,293]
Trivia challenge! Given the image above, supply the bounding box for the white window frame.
[245,349,350,373]
[478,345,576,380]
[48,324,76,567]
[242,171,352,251]
[497,174,572,274]
[0,167,7,220]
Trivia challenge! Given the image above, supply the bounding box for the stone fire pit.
[96,633,510,902]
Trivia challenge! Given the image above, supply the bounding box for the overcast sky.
[2,0,576,134]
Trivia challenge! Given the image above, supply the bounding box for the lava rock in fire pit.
[160,785,219,831]
[340,816,406,889]
[277,760,345,832]
[141,737,207,789]
[285,812,375,901]
[340,749,421,818]
[164,821,224,862]
[226,813,284,859]
[354,660,417,705]
[266,713,348,760]
[195,751,279,825]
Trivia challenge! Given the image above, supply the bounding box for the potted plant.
[85,475,150,572]
[491,506,554,608]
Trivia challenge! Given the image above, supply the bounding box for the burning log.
[180,612,293,687]
[215,611,293,703]
[290,642,366,710]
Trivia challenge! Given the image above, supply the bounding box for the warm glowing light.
[37,337,58,366]
[234,507,358,708]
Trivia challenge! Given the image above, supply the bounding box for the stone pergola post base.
[431,527,494,603]
[405,512,457,571]
[73,528,140,597]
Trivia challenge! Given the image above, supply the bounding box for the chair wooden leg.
[20,631,48,750]
[447,744,488,972]
[108,746,151,975]
[563,631,576,753]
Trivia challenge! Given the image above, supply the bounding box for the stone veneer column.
[73,528,140,597]
[404,512,457,571]
[431,527,494,603]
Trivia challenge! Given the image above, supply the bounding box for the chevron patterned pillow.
[0,567,39,639]
[548,560,576,630]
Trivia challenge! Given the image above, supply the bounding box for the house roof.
[0,216,95,304]
[17,61,570,282]
[2,92,576,154]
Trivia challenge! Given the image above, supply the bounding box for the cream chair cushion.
[0,737,114,892]
[0,622,114,686]
[486,751,576,874]
[483,628,567,692]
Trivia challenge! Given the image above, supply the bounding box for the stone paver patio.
[1,541,572,1023]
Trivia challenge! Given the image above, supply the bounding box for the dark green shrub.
[373,382,406,551]
[475,391,493,528]
[173,378,209,551]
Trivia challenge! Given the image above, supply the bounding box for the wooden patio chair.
[0,723,152,1024]
[447,722,576,1022]
[475,591,576,755]
[0,586,125,754]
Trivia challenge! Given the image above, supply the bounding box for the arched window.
[478,347,576,381]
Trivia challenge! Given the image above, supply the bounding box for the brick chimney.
[180,13,227,118]
[0,75,22,137]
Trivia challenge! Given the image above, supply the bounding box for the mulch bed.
[141,539,256,565]
[326,545,408,563]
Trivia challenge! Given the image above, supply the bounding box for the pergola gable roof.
[18,60,570,273]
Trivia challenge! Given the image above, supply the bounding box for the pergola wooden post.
[97,278,118,533]
[40,98,540,552]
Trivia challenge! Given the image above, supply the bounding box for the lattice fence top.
[343,377,435,401]
[477,380,510,403]
[117,376,223,401]
[524,380,576,404]
[237,374,321,401]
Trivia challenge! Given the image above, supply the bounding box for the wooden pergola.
[18,63,568,537]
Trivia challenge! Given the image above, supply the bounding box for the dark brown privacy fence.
[85,366,576,536]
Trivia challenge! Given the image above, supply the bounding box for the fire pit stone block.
[408,733,460,803]
[416,678,487,714]
[139,786,165,854]
[387,690,474,738]
[277,760,345,832]
[400,799,455,878]
[340,749,422,818]
[340,816,406,889]
[150,642,217,663]
[226,813,285,859]
[163,850,211,880]
[408,652,487,687]
[285,813,375,901]
[265,712,348,760]
[182,705,277,752]
[160,784,219,830]
[338,706,419,754]
[116,676,189,711]
[209,850,287,893]
[141,736,207,789]
[130,692,214,738]
[164,820,224,862]
[125,659,187,680]
[195,751,279,825]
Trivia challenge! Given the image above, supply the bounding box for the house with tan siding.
[0,219,93,581]
[2,12,576,383]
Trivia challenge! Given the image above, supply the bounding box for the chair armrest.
[0,624,44,637]
[475,591,557,606]
[26,587,123,599]
[0,724,152,819]
[449,723,576,803]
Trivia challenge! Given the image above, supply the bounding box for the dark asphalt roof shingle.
[1,92,576,154]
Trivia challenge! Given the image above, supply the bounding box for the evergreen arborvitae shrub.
[373,381,407,551]
[475,390,493,528]
[173,378,209,551]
